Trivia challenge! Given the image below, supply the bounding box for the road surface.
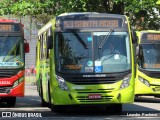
[0,84,159,119]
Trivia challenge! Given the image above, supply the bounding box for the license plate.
[88,94,102,99]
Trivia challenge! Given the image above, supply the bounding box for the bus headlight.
[138,76,150,87]
[13,77,24,88]
[120,74,131,90]
[56,75,69,91]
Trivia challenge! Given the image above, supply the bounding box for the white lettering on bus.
[0,81,11,85]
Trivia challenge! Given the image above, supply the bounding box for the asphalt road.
[0,84,160,120]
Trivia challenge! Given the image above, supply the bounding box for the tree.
[125,0,160,30]
[0,0,160,30]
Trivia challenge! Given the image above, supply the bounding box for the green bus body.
[36,13,136,112]
[135,30,160,97]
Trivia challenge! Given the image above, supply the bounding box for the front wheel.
[112,104,122,113]
[51,105,66,113]
[7,97,16,107]
[106,104,122,113]
[40,79,48,107]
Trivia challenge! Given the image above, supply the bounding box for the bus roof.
[58,12,99,17]
[0,18,18,23]
[0,18,24,27]
[57,12,127,19]
[38,12,128,35]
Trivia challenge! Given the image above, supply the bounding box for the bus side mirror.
[136,45,139,56]
[24,42,29,53]
[132,30,138,44]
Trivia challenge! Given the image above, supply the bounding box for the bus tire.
[7,97,16,107]
[48,82,51,108]
[51,105,65,113]
[113,104,122,113]
[40,79,48,107]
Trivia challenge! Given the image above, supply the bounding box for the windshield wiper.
[98,29,114,49]
[70,30,88,49]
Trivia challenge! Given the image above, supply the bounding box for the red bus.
[0,19,29,106]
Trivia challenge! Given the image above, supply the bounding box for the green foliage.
[125,0,160,30]
[0,0,160,30]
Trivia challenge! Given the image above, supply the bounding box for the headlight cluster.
[13,77,24,88]
[138,76,150,87]
[56,75,69,91]
[120,74,131,89]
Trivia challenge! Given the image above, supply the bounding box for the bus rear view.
[37,13,137,113]
[135,30,160,97]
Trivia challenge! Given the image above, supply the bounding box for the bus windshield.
[138,44,160,71]
[0,36,24,68]
[55,31,131,73]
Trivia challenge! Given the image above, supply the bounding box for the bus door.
[40,33,48,101]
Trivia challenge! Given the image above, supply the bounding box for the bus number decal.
[64,65,82,70]
[85,67,93,72]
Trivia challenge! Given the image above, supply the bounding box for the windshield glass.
[0,36,24,68]
[55,31,131,73]
[138,44,160,71]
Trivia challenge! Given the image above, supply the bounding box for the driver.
[102,42,120,56]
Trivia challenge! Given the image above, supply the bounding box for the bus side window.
[46,30,50,59]
[40,35,44,60]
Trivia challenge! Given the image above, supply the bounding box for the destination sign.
[63,19,122,28]
[0,24,20,31]
[0,25,12,31]
[141,33,160,41]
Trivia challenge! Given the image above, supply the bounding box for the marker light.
[120,74,131,89]
[56,75,69,91]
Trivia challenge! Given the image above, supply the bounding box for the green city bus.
[36,12,137,113]
[135,30,160,97]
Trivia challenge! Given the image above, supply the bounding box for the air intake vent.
[58,70,131,85]
[0,86,12,93]
[76,95,113,103]
[68,77,118,84]
[0,69,17,78]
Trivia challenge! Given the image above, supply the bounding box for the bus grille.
[60,70,131,85]
[68,77,119,85]
[0,69,17,78]
[0,87,11,93]
[76,95,113,103]
[74,88,114,103]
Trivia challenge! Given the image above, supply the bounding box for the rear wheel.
[112,104,122,113]
[106,104,122,113]
[154,95,160,98]
[7,97,16,107]
[51,105,66,113]
[40,79,48,107]
[48,82,51,108]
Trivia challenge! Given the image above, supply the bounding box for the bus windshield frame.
[138,43,160,71]
[0,34,24,68]
[55,30,131,74]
